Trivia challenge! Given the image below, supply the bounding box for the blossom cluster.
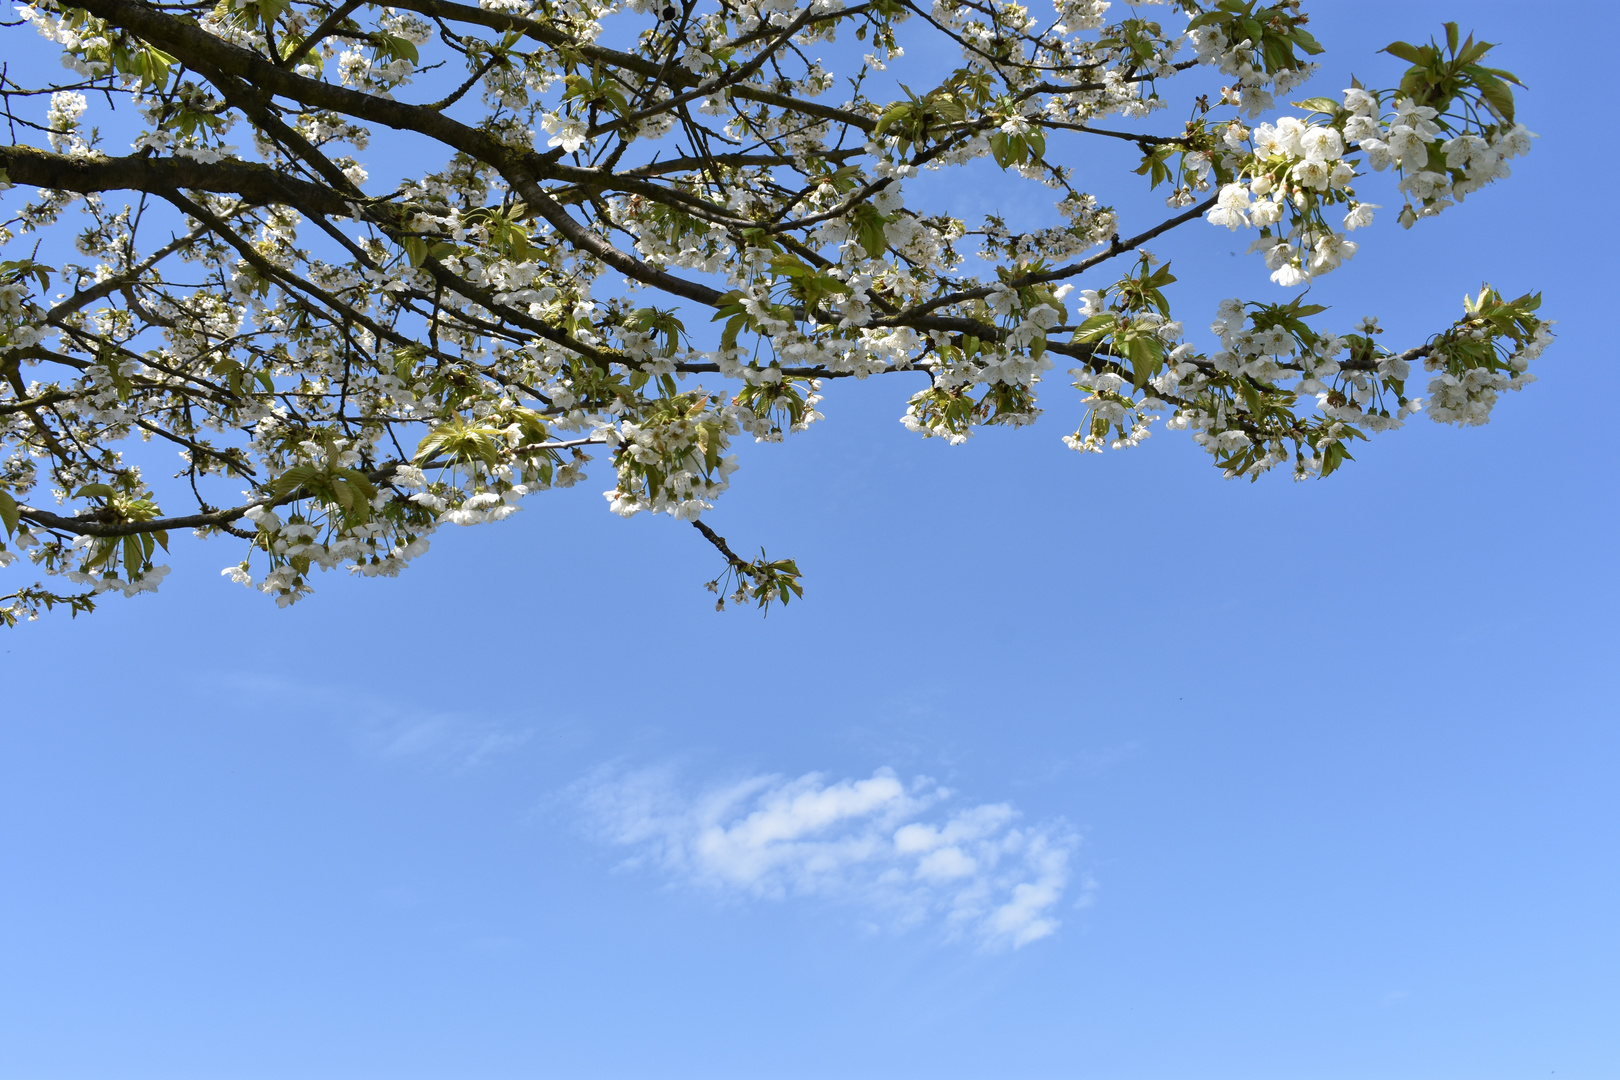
[1207,76,1533,289]
[0,0,1552,621]
[1065,282,1549,483]
[604,393,741,520]
[1342,87,1533,227]
[1204,111,1360,287]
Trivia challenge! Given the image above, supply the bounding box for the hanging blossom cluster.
[1346,89,1533,227]
[1065,260,1547,481]
[1205,112,1362,286]
[1188,2,1321,117]
[0,0,1550,624]
[1205,80,1534,287]
[604,391,742,519]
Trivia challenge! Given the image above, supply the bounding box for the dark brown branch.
[13,457,409,538]
[583,5,818,141]
[691,518,746,567]
[874,195,1218,328]
[47,225,207,322]
[72,0,521,169]
[0,143,355,216]
[510,175,728,307]
[0,388,75,416]
[279,0,364,69]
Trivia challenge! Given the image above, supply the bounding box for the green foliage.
[54,7,176,88]
[0,259,51,294]
[706,548,804,613]
[0,586,97,627]
[268,462,377,528]
[1429,285,1544,378]
[622,307,686,357]
[849,205,890,259]
[1383,23,1523,122]
[464,207,537,263]
[733,376,816,439]
[562,66,631,117]
[415,408,550,471]
[0,0,1550,623]
[1072,257,1177,390]
[609,392,729,506]
[1187,1,1323,75]
[905,379,1038,438]
[989,126,1045,170]
[0,489,21,538]
[71,481,170,583]
[871,70,992,158]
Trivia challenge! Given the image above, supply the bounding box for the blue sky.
[3,1,1618,1077]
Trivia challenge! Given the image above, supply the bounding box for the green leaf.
[1127,335,1165,389]
[1467,69,1516,122]
[1289,27,1324,55]
[1321,440,1356,477]
[872,102,912,137]
[721,313,747,353]
[1239,380,1263,416]
[122,535,140,578]
[851,204,889,258]
[1382,40,1429,65]
[0,490,18,536]
[1473,64,1524,87]
[414,417,502,466]
[377,32,419,64]
[1072,312,1118,343]
[1291,96,1341,115]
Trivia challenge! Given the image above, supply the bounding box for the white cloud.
[368,713,532,771]
[576,766,1079,949]
[203,672,533,773]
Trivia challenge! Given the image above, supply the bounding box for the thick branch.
[0,143,354,216]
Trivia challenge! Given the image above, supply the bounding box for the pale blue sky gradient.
[2,1,1617,1077]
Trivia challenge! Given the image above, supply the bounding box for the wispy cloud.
[364,712,532,772]
[200,672,533,773]
[576,766,1079,949]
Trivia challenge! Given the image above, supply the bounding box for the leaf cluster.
[1383,22,1523,123]
[1187,1,1323,76]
